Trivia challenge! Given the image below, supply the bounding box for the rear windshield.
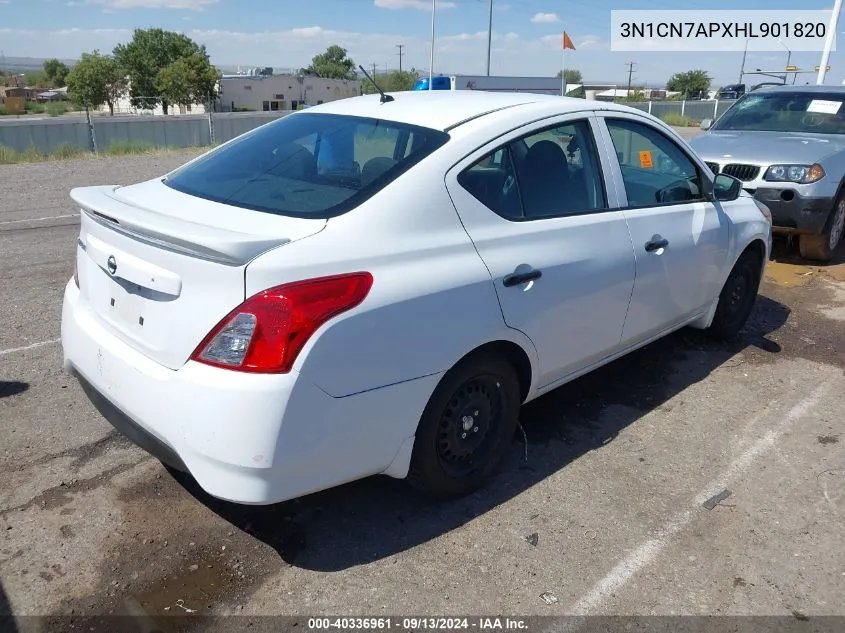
[714,91,845,134]
[164,112,449,218]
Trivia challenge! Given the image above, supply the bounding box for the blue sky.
[0,0,842,87]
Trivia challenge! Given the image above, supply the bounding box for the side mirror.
[712,173,742,202]
[700,118,713,131]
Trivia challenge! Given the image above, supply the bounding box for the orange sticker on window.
[639,151,653,168]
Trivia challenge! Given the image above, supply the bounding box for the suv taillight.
[190,272,373,374]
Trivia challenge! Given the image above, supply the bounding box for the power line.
[396,44,405,73]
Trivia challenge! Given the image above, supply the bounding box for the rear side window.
[164,113,449,218]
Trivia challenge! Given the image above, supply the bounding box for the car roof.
[299,90,632,132]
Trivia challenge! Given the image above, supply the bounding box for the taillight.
[191,272,373,374]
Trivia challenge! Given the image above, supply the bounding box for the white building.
[94,94,208,116]
[218,74,361,112]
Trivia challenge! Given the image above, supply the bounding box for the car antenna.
[358,65,394,104]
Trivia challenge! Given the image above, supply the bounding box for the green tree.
[666,70,711,99]
[259,67,274,76]
[113,28,210,114]
[556,68,583,85]
[361,70,419,94]
[155,54,219,110]
[304,45,356,80]
[66,51,128,115]
[21,70,49,88]
[43,58,70,87]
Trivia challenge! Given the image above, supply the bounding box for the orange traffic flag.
[563,31,576,50]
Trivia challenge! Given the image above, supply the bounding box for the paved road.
[1,150,843,628]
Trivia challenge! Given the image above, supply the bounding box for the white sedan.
[61,91,773,505]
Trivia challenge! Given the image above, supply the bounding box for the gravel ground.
[1,139,844,632]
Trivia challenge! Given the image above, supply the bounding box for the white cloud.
[441,31,489,42]
[80,0,218,9]
[531,12,559,24]
[374,0,456,9]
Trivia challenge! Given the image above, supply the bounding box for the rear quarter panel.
[244,157,540,399]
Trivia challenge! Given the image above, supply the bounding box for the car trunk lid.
[72,180,327,369]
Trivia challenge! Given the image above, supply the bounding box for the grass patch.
[45,102,71,117]
[659,112,701,127]
[0,142,211,164]
[52,143,86,159]
[102,140,156,156]
[0,145,22,164]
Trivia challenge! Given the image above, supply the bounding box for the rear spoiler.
[71,185,300,266]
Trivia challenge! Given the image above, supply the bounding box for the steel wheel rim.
[723,264,754,329]
[436,375,504,478]
[830,199,845,251]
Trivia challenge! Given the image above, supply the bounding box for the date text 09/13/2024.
[307,617,529,631]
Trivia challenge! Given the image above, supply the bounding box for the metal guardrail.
[0,110,293,154]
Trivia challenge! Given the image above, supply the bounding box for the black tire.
[798,192,845,263]
[406,351,521,499]
[707,249,762,341]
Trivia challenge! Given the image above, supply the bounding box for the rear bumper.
[61,281,439,505]
[750,188,832,235]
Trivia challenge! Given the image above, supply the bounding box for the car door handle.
[645,236,669,252]
[503,269,542,287]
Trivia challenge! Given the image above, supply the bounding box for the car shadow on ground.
[771,233,845,266]
[168,295,789,572]
[0,579,18,633]
[0,382,29,399]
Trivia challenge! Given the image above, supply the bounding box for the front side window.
[606,118,704,207]
[458,119,607,220]
[164,113,449,218]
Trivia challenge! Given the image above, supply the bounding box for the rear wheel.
[407,352,521,499]
[799,194,845,262]
[707,249,762,341]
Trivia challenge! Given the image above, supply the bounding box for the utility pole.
[626,61,636,94]
[372,63,377,79]
[817,0,842,84]
[739,37,749,84]
[429,0,436,90]
[396,44,405,73]
[486,0,493,76]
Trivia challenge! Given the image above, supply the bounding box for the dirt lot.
[1,144,844,631]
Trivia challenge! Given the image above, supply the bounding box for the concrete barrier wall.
[0,111,293,154]
[625,100,738,121]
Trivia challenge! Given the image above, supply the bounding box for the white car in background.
[61,90,772,505]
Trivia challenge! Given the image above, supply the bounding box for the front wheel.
[707,249,762,341]
[799,193,845,263]
[406,352,521,499]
